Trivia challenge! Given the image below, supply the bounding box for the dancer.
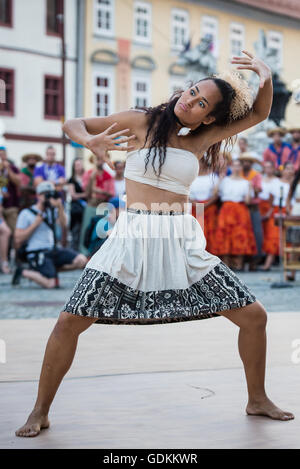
[16,51,294,438]
[214,159,257,270]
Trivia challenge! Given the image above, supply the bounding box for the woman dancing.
[16,51,294,438]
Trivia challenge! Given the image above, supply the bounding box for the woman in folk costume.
[258,160,280,271]
[263,128,291,175]
[189,156,223,255]
[214,159,257,271]
[16,52,294,438]
[261,162,295,270]
[284,167,300,281]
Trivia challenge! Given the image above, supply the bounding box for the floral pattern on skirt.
[61,260,257,325]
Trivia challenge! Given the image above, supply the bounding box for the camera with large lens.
[43,190,60,208]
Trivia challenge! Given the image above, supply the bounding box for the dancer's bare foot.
[246,397,294,421]
[15,409,50,437]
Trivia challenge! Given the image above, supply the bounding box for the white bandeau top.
[124,147,199,196]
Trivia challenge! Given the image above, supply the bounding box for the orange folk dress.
[214,176,257,256]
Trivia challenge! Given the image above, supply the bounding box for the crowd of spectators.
[1,126,300,287]
[0,144,126,288]
[190,127,300,278]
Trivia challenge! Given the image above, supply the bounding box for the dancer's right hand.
[85,122,137,156]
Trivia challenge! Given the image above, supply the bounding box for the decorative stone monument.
[175,34,217,84]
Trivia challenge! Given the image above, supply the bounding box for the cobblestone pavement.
[0,264,299,320]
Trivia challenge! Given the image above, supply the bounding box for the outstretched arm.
[62,110,143,169]
[201,51,273,148]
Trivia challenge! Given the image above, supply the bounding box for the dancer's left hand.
[231,50,272,88]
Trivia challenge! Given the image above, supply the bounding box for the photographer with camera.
[12,181,87,288]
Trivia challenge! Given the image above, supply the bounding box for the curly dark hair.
[134,77,244,179]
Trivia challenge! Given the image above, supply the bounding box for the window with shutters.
[134,1,152,44]
[201,15,219,58]
[230,23,245,57]
[93,71,114,116]
[132,75,151,108]
[46,0,64,36]
[171,8,189,51]
[44,75,62,120]
[0,0,13,27]
[267,30,283,68]
[94,0,114,36]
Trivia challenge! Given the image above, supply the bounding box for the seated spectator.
[20,153,42,209]
[12,181,87,288]
[0,188,12,274]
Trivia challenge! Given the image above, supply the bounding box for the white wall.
[0,0,78,169]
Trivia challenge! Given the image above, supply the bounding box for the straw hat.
[22,153,43,163]
[238,152,262,165]
[267,127,286,137]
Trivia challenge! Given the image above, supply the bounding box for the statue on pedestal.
[175,34,217,84]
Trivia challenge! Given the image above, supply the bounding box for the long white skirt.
[62,207,257,324]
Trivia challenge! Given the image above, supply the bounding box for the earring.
[177,126,192,136]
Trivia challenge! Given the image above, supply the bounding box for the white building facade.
[0,0,80,174]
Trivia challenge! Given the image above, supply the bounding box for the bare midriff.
[125,178,189,212]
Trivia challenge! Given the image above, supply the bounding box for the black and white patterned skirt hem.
[61,261,257,325]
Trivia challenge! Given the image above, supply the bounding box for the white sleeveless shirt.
[189,174,219,200]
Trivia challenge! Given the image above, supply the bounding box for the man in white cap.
[12,181,87,288]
